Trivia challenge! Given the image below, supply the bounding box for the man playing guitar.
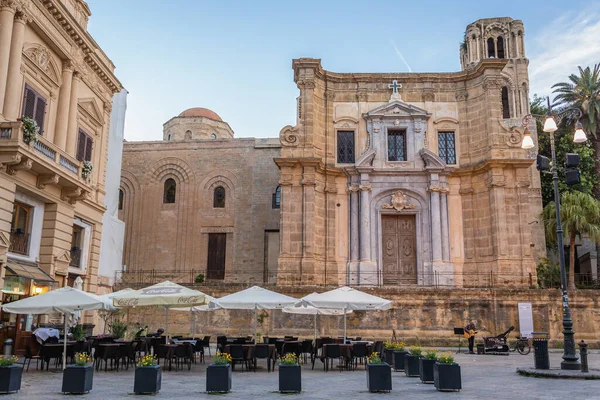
[464,321,477,354]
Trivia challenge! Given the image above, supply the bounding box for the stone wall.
[121,285,600,347]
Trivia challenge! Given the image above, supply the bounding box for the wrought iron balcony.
[0,121,91,203]
[69,247,82,268]
[8,231,29,255]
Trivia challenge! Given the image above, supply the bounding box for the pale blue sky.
[85,0,600,141]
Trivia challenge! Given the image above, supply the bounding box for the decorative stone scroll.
[279,125,300,147]
[382,190,416,211]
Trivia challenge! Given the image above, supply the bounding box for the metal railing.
[69,248,82,267]
[114,269,569,289]
[34,139,56,160]
[59,155,78,175]
[8,232,29,255]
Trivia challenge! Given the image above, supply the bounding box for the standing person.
[464,321,477,354]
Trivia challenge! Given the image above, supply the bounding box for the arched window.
[163,178,176,203]
[497,36,505,59]
[501,87,510,119]
[487,37,495,58]
[167,134,171,141]
[213,186,225,208]
[185,130,192,140]
[272,186,281,209]
[118,189,124,210]
[210,133,217,140]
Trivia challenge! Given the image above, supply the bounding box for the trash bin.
[476,344,485,354]
[532,332,549,370]
[2,338,13,356]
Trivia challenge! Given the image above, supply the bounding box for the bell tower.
[460,17,530,119]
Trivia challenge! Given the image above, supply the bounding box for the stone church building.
[120,17,545,290]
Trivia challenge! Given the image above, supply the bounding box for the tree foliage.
[531,94,598,207]
[542,191,600,290]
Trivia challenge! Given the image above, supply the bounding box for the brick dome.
[178,107,222,121]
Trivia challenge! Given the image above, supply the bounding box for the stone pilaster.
[347,184,359,284]
[429,186,442,262]
[38,202,74,278]
[358,178,377,285]
[66,72,81,156]
[0,3,16,113]
[2,10,26,119]
[440,189,450,262]
[53,61,74,150]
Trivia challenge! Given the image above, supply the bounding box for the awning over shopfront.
[4,260,55,283]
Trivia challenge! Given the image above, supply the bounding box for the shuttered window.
[22,84,47,135]
[76,129,93,162]
[337,130,355,164]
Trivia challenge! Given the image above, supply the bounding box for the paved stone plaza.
[8,350,599,399]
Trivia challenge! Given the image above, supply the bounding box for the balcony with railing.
[8,232,29,255]
[0,121,91,202]
[69,247,82,268]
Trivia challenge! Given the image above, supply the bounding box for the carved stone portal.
[382,190,416,211]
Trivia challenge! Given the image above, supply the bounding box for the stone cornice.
[293,58,507,86]
[38,0,122,93]
[451,158,534,176]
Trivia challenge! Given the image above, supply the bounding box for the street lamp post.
[521,96,585,370]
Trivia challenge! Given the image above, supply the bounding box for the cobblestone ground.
[8,350,600,399]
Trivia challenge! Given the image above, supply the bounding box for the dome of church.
[178,107,222,121]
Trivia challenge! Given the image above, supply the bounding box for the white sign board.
[518,302,534,338]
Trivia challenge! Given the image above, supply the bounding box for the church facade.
[120,17,545,290]
[276,17,545,288]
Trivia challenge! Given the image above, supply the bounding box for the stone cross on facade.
[388,80,403,102]
[388,80,402,94]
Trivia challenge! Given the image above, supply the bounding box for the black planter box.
[419,358,436,383]
[393,350,408,371]
[206,364,232,393]
[404,354,421,377]
[134,365,162,394]
[0,365,22,394]
[384,348,394,364]
[62,365,93,394]
[433,362,462,391]
[366,363,392,392]
[279,364,301,393]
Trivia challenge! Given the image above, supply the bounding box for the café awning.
[4,260,55,283]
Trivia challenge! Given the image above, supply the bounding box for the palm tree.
[542,191,600,290]
[552,64,600,198]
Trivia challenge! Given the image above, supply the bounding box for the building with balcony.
[0,0,123,343]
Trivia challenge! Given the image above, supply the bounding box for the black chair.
[229,345,247,372]
[194,339,205,363]
[120,342,136,370]
[154,344,172,370]
[282,342,301,359]
[254,344,271,372]
[300,339,314,364]
[95,346,120,371]
[202,335,212,356]
[351,343,368,370]
[23,344,40,371]
[373,340,384,356]
[173,344,192,371]
[323,344,341,372]
[216,336,227,353]
[39,346,63,370]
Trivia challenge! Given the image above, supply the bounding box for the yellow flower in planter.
[0,355,18,366]
[137,355,158,367]
[73,353,91,366]
[366,352,383,364]
[280,353,298,365]
[213,352,232,365]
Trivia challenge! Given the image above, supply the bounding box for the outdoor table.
[224,344,276,370]
[39,343,74,370]
[321,343,373,370]
[172,339,197,344]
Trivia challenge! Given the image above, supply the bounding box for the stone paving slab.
[7,351,600,399]
[517,366,600,379]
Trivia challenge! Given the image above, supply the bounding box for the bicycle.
[509,336,531,355]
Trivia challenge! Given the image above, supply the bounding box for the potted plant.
[81,160,93,180]
[20,116,39,144]
[404,345,422,377]
[134,355,161,394]
[0,356,21,394]
[382,341,396,365]
[279,353,301,393]
[434,352,461,392]
[195,273,205,283]
[109,320,128,339]
[392,342,407,372]
[365,352,391,393]
[419,348,437,384]
[62,353,93,394]
[206,351,232,393]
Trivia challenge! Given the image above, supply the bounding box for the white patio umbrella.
[112,280,210,342]
[283,293,352,341]
[209,286,297,340]
[171,295,216,337]
[299,286,392,342]
[1,286,110,369]
[97,288,134,310]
